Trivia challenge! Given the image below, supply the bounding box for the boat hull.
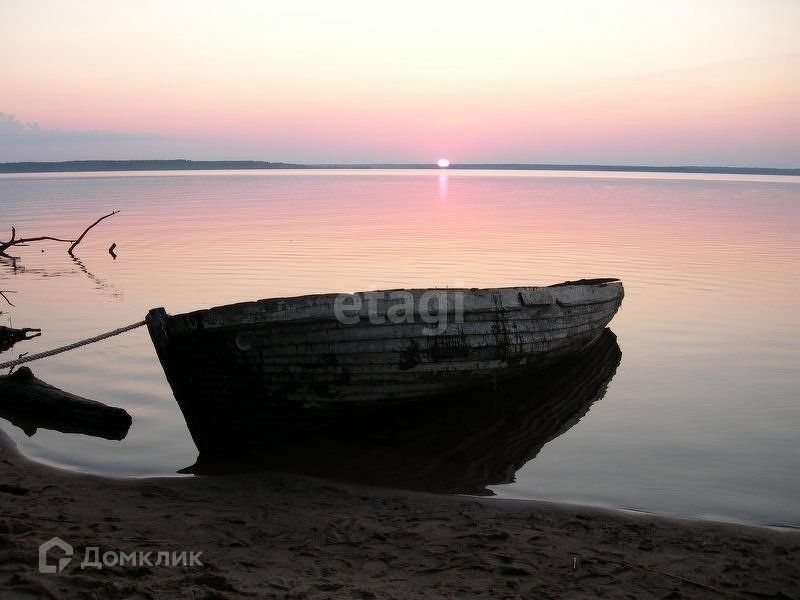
[147,279,623,455]
[184,329,622,494]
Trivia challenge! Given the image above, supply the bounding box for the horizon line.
[0,159,798,176]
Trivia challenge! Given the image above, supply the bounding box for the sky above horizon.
[1,1,799,166]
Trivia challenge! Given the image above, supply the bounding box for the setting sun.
[437,158,450,168]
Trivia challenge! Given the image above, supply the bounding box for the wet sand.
[1,428,798,599]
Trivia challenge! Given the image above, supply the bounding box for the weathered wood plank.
[243,307,619,350]
[166,281,622,332]
[241,312,617,359]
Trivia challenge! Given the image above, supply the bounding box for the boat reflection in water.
[184,329,621,495]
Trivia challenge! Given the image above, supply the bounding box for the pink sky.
[1,1,798,166]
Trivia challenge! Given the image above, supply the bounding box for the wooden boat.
[146,278,623,455]
[183,329,622,494]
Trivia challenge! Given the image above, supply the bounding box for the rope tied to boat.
[0,320,147,370]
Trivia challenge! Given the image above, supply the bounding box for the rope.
[0,320,147,370]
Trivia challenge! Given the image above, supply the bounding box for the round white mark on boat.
[235,330,258,351]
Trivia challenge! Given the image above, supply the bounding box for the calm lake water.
[1,169,798,527]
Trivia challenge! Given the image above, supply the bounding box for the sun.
[437,158,450,168]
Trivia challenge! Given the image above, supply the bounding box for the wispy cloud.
[0,113,155,144]
[0,112,172,161]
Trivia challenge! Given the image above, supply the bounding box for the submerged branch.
[68,210,120,255]
[0,235,73,255]
[0,291,16,306]
[0,325,41,353]
[0,211,119,258]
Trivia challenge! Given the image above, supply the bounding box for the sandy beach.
[1,428,797,599]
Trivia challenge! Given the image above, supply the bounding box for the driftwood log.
[0,325,41,352]
[0,367,131,440]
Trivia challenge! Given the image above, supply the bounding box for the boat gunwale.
[153,279,623,329]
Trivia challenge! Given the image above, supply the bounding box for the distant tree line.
[0,160,303,173]
[0,160,797,176]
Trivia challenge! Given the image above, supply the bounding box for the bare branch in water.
[0,211,119,258]
[0,325,41,353]
[2,235,74,250]
[68,210,120,255]
[0,291,16,306]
